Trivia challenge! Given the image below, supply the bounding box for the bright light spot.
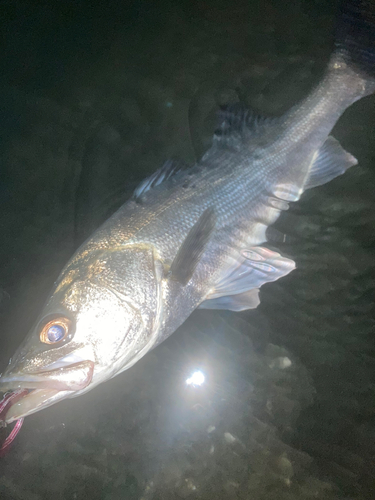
[186,370,205,387]
[269,356,292,370]
[224,432,236,444]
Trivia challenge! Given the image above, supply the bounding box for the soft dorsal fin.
[133,159,186,201]
[170,208,216,285]
[199,246,295,311]
[217,102,273,133]
[212,102,276,151]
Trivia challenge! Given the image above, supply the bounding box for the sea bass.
[1,0,374,442]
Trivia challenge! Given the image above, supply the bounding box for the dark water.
[0,0,374,498]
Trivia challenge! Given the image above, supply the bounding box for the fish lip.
[0,360,95,424]
[0,388,71,424]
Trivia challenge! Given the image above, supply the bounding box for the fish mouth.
[0,360,94,424]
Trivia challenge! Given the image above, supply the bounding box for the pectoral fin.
[170,208,216,285]
[199,246,295,311]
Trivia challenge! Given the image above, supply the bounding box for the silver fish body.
[1,0,375,425]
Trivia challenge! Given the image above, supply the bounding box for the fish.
[0,0,374,447]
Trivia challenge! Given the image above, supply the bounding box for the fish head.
[0,246,160,423]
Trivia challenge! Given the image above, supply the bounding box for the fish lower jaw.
[2,388,70,423]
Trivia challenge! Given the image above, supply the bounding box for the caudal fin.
[334,0,375,92]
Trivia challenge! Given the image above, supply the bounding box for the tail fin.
[334,0,375,93]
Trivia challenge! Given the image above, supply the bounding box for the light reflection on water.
[185,370,206,387]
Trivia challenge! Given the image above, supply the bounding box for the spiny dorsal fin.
[170,208,216,285]
[133,159,186,201]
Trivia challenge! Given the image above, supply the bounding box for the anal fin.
[272,135,357,204]
[305,135,357,190]
[199,288,260,312]
[199,246,295,311]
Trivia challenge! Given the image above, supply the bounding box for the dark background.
[0,1,374,498]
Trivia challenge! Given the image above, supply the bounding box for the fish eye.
[40,317,72,345]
